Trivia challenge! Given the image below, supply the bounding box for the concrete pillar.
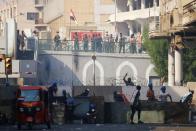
[154,0,157,7]
[127,22,133,35]
[141,21,144,33]
[129,2,133,11]
[175,49,182,86]
[168,47,174,86]
[141,0,145,9]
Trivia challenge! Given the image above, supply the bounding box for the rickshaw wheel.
[47,121,51,129]
[17,123,21,130]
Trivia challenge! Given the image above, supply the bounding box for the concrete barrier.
[122,86,190,102]
[73,85,190,103]
[127,110,165,123]
[73,86,121,102]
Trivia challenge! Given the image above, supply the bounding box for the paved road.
[0,124,196,131]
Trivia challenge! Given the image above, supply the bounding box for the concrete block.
[73,86,121,102]
[104,102,129,123]
[126,110,165,123]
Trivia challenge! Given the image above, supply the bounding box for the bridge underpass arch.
[145,64,155,84]
[116,61,138,85]
[82,60,104,85]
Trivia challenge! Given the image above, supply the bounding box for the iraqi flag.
[70,9,78,24]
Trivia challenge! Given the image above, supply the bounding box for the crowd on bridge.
[16,29,145,54]
[53,31,144,53]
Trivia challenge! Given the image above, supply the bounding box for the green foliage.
[183,48,196,82]
[143,26,169,80]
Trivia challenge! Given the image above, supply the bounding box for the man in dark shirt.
[54,31,61,50]
[130,85,143,124]
[123,73,134,86]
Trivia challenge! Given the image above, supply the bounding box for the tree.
[143,26,169,82]
[182,48,196,82]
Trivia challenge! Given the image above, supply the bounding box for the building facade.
[0,0,48,37]
[43,0,115,39]
[109,0,159,36]
[149,0,196,86]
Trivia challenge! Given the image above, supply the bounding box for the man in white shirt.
[159,86,172,102]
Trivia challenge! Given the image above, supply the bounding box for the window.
[21,90,40,102]
[145,0,154,8]
[156,0,159,6]
[133,0,141,10]
[27,12,38,20]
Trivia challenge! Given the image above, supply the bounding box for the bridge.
[0,33,158,86]
[36,43,158,86]
[0,18,158,86]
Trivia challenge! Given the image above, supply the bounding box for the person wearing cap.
[130,85,143,124]
[146,83,156,101]
[159,86,172,102]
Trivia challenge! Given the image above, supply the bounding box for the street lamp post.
[115,0,117,34]
[92,55,96,86]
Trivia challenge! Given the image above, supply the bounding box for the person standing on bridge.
[20,30,27,51]
[83,34,89,52]
[74,32,79,51]
[123,73,134,86]
[97,33,103,52]
[16,30,21,53]
[136,32,142,53]
[109,34,115,53]
[54,31,61,50]
[119,33,125,53]
[130,34,136,54]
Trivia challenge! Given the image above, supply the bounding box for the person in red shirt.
[146,83,156,101]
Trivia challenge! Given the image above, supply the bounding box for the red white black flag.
[70,9,78,24]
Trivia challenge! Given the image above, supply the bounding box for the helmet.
[136,85,141,90]
[148,83,153,88]
[160,86,166,92]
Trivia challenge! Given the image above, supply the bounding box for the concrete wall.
[0,0,45,34]
[37,51,157,87]
[17,0,38,31]
[43,0,64,23]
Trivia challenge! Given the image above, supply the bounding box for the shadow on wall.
[32,54,82,86]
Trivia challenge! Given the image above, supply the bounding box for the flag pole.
[115,0,117,34]
[69,16,72,40]
[69,14,73,88]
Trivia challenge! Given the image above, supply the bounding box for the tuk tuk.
[16,86,51,130]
